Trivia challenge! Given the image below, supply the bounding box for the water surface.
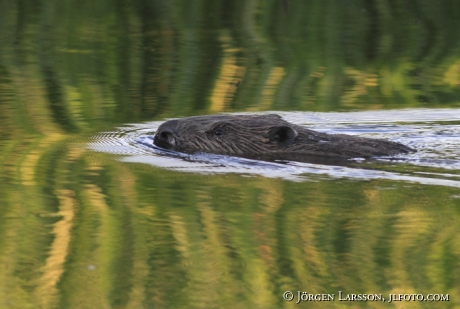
[92,108,460,187]
[1,1,460,308]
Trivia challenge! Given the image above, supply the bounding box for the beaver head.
[153,114,413,161]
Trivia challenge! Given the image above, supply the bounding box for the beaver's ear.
[268,126,298,147]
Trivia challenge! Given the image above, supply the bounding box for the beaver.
[153,114,414,164]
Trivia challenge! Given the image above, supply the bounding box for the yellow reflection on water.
[210,33,245,112]
[443,59,460,87]
[21,134,63,186]
[259,66,285,110]
[36,189,76,309]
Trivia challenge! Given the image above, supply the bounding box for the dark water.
[1,1,460,308]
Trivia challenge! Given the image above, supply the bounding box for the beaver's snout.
[154,120,178,149]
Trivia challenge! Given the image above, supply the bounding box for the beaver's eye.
[214,128,225,136]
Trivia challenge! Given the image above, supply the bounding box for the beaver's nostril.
[160,131,171,140]
[154,129,176,148]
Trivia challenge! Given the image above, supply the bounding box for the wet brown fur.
[154,114,414,161]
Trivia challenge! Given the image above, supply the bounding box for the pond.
[1,1,460,309]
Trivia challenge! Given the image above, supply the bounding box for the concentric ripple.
[90,109,460,187]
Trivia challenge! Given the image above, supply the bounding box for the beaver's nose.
[154,120,178,149]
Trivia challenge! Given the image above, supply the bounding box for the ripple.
[89,108,460,187]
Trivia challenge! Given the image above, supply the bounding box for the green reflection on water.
[2,0,460,131]
[2,141,459,308]
[0,0,460,308]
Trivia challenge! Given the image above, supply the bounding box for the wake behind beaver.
[153,114,414,164]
